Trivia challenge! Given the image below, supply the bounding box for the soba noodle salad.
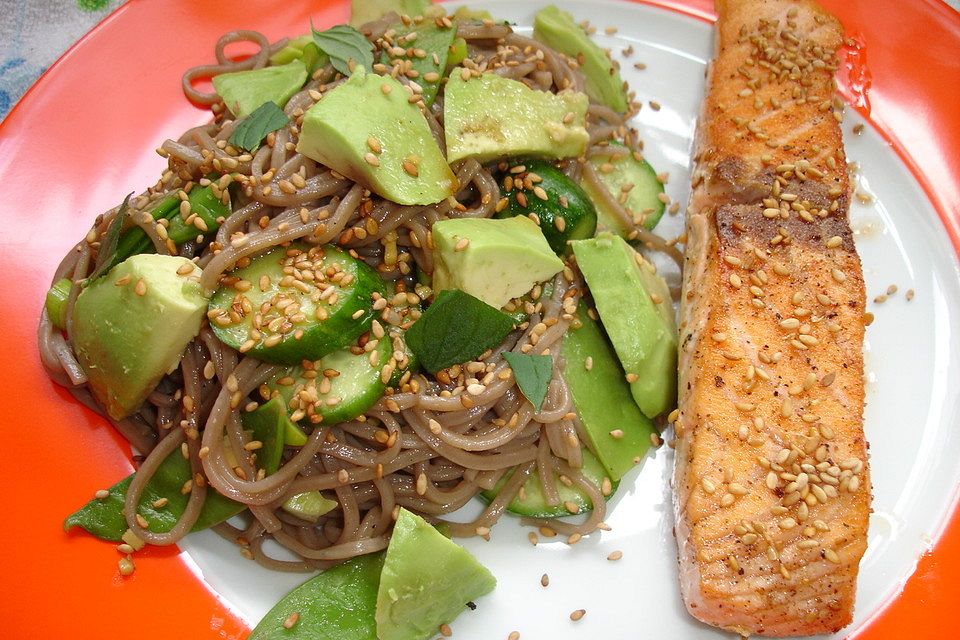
[40,2,679,636]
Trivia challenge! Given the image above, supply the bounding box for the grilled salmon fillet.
[674,0,870,635]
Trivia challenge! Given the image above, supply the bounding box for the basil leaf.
[405,289,515,373]
[228,101,290,152]
[502,352,553,411]
[86,192,133,284]
[311,23,374,76]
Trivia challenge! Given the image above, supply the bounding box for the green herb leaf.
[86,192,133,284]
[228,101,290,152]
[311,23,374,76]
[405,289,515,373]
[502,352,553,411]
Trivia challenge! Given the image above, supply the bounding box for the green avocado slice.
[349,0,431,28]
[297,66,457,206]
[444,71,590,164]
[213,60,308,117]
[572,234,678,418]
[376,508,496,640]
[533,5,629,112]
[72,254,209,421]
[431,216,564,309]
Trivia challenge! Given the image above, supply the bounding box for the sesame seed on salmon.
[674,0,871,636]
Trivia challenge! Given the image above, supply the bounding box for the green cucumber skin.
[268,336,393,428]
[166,184,230,245]
[318,338,392,425]
[479,449,616,518]
[210,244,386,365]
[584,144,666,234]
[495,159,597,254]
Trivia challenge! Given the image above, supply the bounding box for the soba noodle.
[38,17,662,572]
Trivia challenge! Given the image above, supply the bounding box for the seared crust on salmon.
[674,0,870,636]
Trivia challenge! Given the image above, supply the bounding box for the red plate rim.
[0,1,957,638]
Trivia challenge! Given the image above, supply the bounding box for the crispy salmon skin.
[674,0,870,636]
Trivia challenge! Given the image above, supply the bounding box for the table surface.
[1,0,958,121]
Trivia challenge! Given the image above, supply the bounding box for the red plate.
[0,1,957,637]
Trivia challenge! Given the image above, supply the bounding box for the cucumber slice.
[265,335,392,428]
[479,449,616,518]
[495,159,597,255]
[582,142,666,234]
[209,243,386,365]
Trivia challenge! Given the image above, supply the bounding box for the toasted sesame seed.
[700,477,717,494]
[728,482,749,496]
[541,573,550,587]
[439,623,453,637]
[364,152,380,167]
[118,557,135,577]
[95,489,110,500]
[454,238,470,251]
[570,609,586,621]
[607,550,623,561]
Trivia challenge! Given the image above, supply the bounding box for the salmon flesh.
[674,0,870,635]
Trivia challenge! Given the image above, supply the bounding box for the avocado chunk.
[376,508,496,640]
[72,254,209,420]
[350,0,430,27]
[249,552,385,640]
[561,303,657,479]
[533,6,629,113]
[213,60,308,117]
[571,234,677,418]
[494,159,597,254]
[431,216,564,309]
[297,67,456,206]
[480,448,617,517]
[582,142,666,235]
[443,71,590,164]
